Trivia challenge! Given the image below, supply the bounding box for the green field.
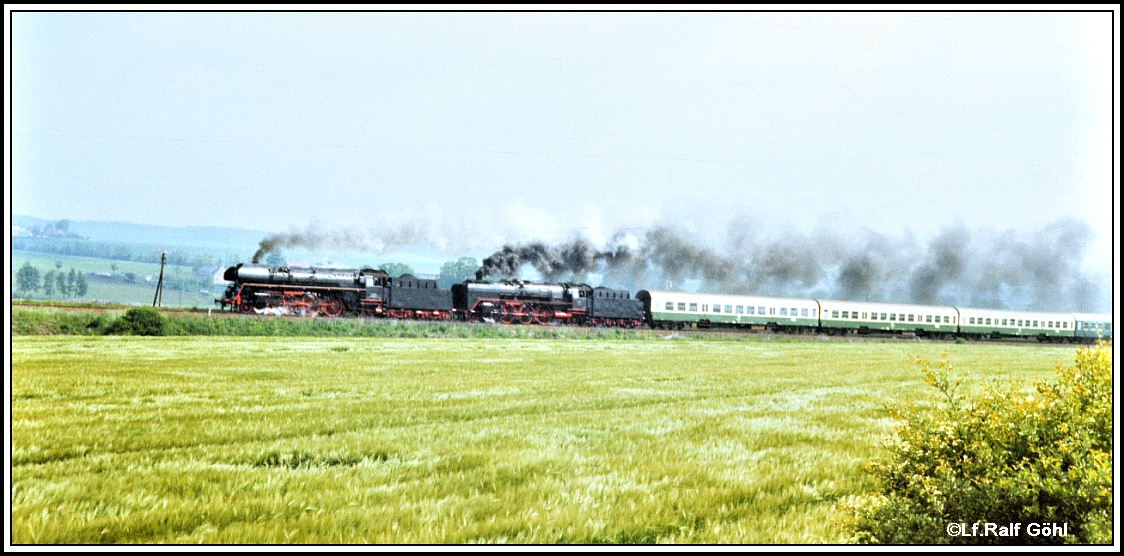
[13,251,217,308]
[11,336,1074,544]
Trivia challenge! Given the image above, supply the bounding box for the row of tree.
[16,262,90,298]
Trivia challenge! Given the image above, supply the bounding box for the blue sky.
[8,11,1117,269]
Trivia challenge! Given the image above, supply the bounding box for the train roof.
[637,290,819,305]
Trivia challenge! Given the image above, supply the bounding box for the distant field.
[13,251,218,308]
[11,336,1073,544]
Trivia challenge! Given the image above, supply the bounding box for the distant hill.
[13,215,268,252]
[12,215,475,275]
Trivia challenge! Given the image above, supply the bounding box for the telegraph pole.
[153,251,166,307]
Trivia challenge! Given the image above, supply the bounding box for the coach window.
[889,313,896,321]
[768,307,774,315]
[780,308,788,316]
[831,310,838,319]
[665,302,673,311]
[714,305,721,313]
[702,304,709,312]
[801,308,808,317]
[689,303,697,312]
[724,305,732,313]
[677,302,685,311]
[925,315,932,323]
[879,312,886,320]
[736,306,743,314]
[1033,320,1038,327]
[969,317,974,324]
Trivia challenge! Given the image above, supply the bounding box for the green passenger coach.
[817,300,959,336]
[637,290,819,330]
[1072,313,1113,340]
[956,307,1075,341]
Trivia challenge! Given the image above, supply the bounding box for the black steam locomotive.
[217,263,644,327]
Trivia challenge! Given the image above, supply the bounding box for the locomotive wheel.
[517,304,533,325]
[320,298,344,317]
[238,302,253,313]
[533,307,552,325]
[499,305,515,324]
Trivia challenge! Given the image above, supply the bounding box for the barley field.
[10,336,1073,544]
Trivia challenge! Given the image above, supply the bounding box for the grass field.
[11,336,1074,544]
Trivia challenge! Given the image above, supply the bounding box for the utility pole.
[153,251,166,307]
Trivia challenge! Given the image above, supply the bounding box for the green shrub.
[108,307,167,336]
[841,342,1113,544]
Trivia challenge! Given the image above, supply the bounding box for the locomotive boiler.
[218,263,452,319]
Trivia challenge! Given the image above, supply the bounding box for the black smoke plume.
[476,219,1107,313]
[251,221,449,263]
[477,238,635,281]
[252,226,368,263]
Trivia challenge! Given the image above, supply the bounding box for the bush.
[841,342,1113,544]
[108,307,167,336]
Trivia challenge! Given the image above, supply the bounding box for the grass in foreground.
[11,337,1071,543]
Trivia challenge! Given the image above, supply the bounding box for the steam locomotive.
[217,263,1111,342]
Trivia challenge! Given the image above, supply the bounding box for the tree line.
[16,262,89,298]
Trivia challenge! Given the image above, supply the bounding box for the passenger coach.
[956,307,1075,341]
[637,290,819,331]
[817,300,958,337]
